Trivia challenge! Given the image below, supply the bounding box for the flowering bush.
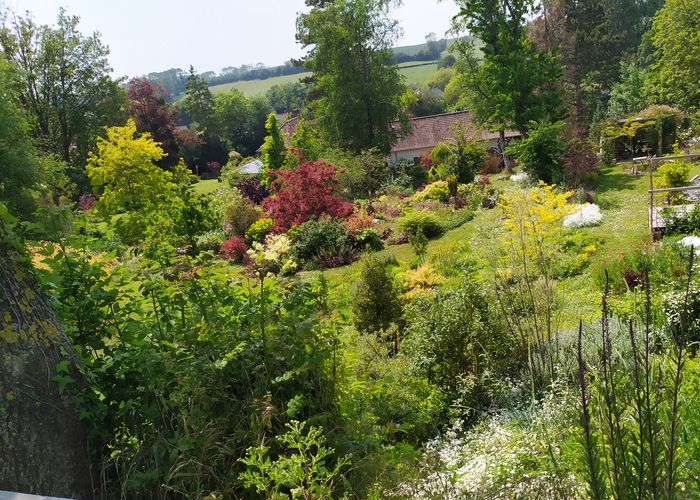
[219,236,248,262]
[392,389,584,499]
[510,171,530,184]
[262,161,353,232]
[247,233,297,276]
[562,203,603,228]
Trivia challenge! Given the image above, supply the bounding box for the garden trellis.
[647,153,700,237]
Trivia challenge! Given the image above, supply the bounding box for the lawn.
[191,179,222,195]
[209,61,439,96]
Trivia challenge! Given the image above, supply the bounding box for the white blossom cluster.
[688,136,700,152]
[510,172,531,184]
[563,203,603,228]
[391,389,585,499]
[247,234,297,275]
[679,236,700,256]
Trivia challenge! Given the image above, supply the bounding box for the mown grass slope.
[209,61,439,96]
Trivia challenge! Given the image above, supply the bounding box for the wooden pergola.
[648,153,700,238]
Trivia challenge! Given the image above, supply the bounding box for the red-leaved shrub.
[560,138,599,187]
[262,161,353,232]
[78,193,97,211]
[346,209,375,232]
[419,154,433,170]
[236,178,270,205]
[219,236,248,262]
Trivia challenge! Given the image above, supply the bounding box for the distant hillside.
[209,60,439,97]
[148,38,459,100]
[391,37,461,59]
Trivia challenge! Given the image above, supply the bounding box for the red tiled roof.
[392,111,520,152]
[280,115,300,147]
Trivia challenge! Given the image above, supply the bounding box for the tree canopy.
[86,119,173,217]
[650,0,700,111]
[0,8,126,190]
[452,0,563,136]
[296,0,408,154]
[0,57,42,218]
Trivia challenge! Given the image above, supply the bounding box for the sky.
[3,0,460,79]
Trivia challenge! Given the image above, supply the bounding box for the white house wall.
[388,138,501,167]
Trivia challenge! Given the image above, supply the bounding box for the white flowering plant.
[562,203,603,228]
[510,171,531,184]
[390,387,585,499]
[247,233,298,277]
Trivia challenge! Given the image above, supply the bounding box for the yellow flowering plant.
[493,182,573,389]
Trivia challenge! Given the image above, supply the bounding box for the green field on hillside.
[210,61,439,96]
[399,62,439,86]
[210,73,309,96]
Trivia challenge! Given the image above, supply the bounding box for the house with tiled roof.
[389,111,520,166]
[278,110,301,148]
[257,110,301,154]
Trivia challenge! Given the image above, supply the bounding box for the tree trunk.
[499,129,513,172]
[0,238,93,498]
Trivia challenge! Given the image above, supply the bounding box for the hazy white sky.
[3,0,460,78]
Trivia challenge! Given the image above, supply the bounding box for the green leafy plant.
[246,218,274,244]
[656,160,691,205]
[354,228,384,252]
[409,228,428,266]
[577,258,695,499]
[290,216,354,268]
[398,210,444,238]
[239,420,349,499]
[352,254,404,343]
[507,121,566,184]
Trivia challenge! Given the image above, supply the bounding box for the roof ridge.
[404,110,470,122]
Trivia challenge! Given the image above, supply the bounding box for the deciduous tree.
[0,8,127,190]
[507,120,567,183]
[650,0,700,110]
[531,0,663,128]
[452,0,563,167]
[0,56,42,217]
[126,77,180,168]
[296,0,408,153]
[86,119,173,217]
[213,90,272,157]
[262,160,353,232]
